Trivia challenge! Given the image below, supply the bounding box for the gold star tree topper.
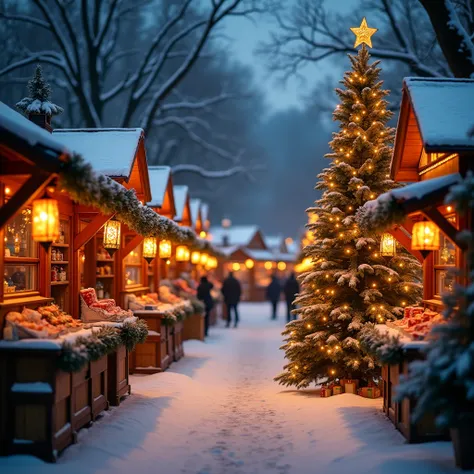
[350,17,377,48]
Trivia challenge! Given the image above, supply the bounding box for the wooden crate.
[0,347,73,462]
[90,356,108,420]
[182,313,205,342]
[382,348,449,443]
[129,311,171,374]
[173,321,184,361]
[108,345,130,405]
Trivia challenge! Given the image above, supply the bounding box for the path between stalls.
[0,303,459,474]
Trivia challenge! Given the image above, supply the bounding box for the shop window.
[3,207,39,295]
[434,216,457,297]
[124,241,142,288]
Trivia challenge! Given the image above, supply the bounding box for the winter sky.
[223,0,362,113]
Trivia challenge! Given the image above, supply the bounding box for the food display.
[387,306,444,340]
[159,285,184,305]
[80,287,133,322]
[174,278,197,296]
[128,293,174,313]
[4,305,83,340]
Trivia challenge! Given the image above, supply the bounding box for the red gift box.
[320,385,332,397]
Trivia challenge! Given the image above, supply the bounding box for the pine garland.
[57,319,148,372]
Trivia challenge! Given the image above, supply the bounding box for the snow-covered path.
[1,303,459,473]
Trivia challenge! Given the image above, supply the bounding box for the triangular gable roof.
[200,202,210,230]
[147,166,176,218]
[391,78,474,181]
[265,235,288,254]
[53,128,151,201]
[190,198,202,231]
[209,225,267,249]
[173,185,192,226]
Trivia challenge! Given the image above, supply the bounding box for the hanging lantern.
[200,253,209,266]
[191,250,201,265]
[176,245,190,262]
[380,232,396,257]
[159,239,172,259]
[143,237,157,263]
[277,261,287,271]
[232,262,240,271]
[32,197,60,249]
[412,221,440,251]
[199,231,207,238]
[245,258,254,269]
[264,261,273,270]
[103,218,121,256]
[210,257,218,269]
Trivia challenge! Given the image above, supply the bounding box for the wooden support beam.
[389,227,424,263]
[74,212,114,252]
[0,172,54,229]
[122,234,144,259]
[423,207,465,250]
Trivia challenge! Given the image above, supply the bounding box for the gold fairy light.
[350,18,378,48]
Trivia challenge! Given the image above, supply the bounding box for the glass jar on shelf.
[96,281,104,299]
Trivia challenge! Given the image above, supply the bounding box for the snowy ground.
[0,303,460,473]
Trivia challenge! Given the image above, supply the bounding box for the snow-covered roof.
[52,128,144,177]
[265,235,283,250]
[190,198,202,228]
[286,241,299,256]
[200,202,209,224]
[148,166,171,208]
[405,77,474,151]
[173,185,189,222]
[210,225,260,248]
[218,245,241,257]
[244,249,277,262]
[0,101,68,166]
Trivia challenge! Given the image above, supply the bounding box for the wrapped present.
[340,378,358,394]
[332,385,342,395]
[320,385,332,397]
[358,387,381,398]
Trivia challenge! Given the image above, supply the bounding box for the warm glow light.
[102,218,121,256]
[200,253,209,266]
[277,261,286,271]
[176,245,190,262]
[264,261,273,270]
[32,197,60,245]
[199,231,207,238]
[191,250,201,264]
[245,258,255,269]
[412,221,440,251]
[159,239,172,259]
[330,369,336,375]
[380,232,396,257]
[143,237,157,263]
[232,262,240,271]
[447,206,453,212]
[5,187,11,195]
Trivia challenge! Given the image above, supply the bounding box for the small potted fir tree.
[396,173,474,470]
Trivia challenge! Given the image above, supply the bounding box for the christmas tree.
[275,22,422,388]
[16,65,63,117]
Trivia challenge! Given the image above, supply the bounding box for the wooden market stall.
[359,77,474,443]
[0,103,143,461]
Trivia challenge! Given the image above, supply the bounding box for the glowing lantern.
[102,218,121,256]
[245,259,254,269]
[200,253,209,266]
[232,262,240,271]
[176,245,190,262]
[191,251,201,264]
[264,261,273,270]
[207,257,218,269]
[199,231,207,238]
[380,232,396,257]
[143,237,157,263]
[277,261,287,271]
[159,239,172,259]
[32,197,60,248]
[412,221,440,251]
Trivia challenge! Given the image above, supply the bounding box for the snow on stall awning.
[52,128,143,178]
[173,185,189,222]
[405,77,474,152]
[357,173,461,233]
[0,101,69,170]
[147,166,171,208]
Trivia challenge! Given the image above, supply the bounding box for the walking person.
[197,275,214,337]
[221,272,242,328]
[284,272,300,323]
[266,274,281,320]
